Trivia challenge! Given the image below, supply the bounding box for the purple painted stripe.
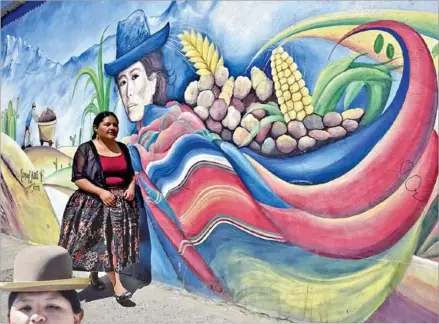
[367,291,438,323]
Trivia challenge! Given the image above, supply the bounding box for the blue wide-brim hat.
[104,9,170,77]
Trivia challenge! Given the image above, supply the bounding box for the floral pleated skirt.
[58,188,140,275]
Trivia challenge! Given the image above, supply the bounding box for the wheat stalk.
[178,29,224,75]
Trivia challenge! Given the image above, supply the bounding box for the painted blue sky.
[2,0,437,64]
[1,1,13,8]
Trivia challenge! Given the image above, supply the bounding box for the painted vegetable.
[271,46,313,122]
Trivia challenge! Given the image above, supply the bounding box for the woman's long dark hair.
[92,111,119,140]
[139,50,168,106]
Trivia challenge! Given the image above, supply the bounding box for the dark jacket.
[71,140,135,190]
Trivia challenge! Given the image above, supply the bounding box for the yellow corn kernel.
[281,52,289,61]
[280,103,287,113]
[290,82,299,93]
[273,75,279,82]
[280,77,287,85]
[278,96,285,105]
[292,92,302,102]
[286,101,294,111]
[287,57,293,64]
[298,79,305,88]
[275,82,281,91]
[293,70,302,81]
[276,64,282,72]
[272,68,278,76]
[276,90,283,98]
[297,110,306,121]
[284,69,291,78]
[288,110,297,120]
[305,104,313,115]
[300,87,309,96]
[281,83,289,91]
[294,101,304,112]
[291,62,298,71]
[281,62,288,70]
[276,58,282,66]
[303,95,312,106]
[275,53,281,60]
[277,47,284,54]
[283,90,291,101]
[287,77,295,85]
[284,115,291,123]
[278,71,285,79]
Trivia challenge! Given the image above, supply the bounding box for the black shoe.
[115,291,136,307]
[89,274,105,290]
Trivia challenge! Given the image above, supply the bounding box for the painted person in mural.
[104,10,204,144]
[21,102,38,149]
[104,9,227,297]
[0,246,87,324]
[57,111,146,307]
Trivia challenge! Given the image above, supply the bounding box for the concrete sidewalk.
[0,234,284,323]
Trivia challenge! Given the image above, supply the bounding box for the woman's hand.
[99,190,117,207]
[124,185,135,201]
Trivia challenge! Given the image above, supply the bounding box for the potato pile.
[38,107,56,122]
[183,46,365,157]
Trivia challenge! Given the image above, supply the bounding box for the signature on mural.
[20,168,44,193]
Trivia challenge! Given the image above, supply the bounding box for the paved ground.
[0,234,286,323]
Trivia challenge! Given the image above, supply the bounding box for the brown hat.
[0,245,89,292]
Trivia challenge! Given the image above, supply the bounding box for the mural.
[1,1,438,322]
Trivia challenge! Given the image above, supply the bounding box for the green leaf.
[386,43,395,59]
[432,44,439,58]
[89,92,98,105]
[240,115,285,147]
[72,67,102,108]
[83,78,94,98]
[314,67,392,115]
[312,53,366,109]
[415,197,438,255]
[361,80,391,126]
[374,34,384,54]
[344,81,365,109]
[243,102,283,119]
[103,76,112,112]
[80,103,100,138]
[97,26,109,109]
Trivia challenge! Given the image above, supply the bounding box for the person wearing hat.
[0,245,88,324]
[104,9,204,138]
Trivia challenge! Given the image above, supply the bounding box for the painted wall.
[1,1,438,322]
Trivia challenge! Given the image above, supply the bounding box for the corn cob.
[270,46,313,122]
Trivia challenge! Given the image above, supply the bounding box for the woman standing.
[58,111,140,307]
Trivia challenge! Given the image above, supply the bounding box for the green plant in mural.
[373,34,384,54]
[312,53,401,126]
[373,33,395,59]
[72,26,116,144]
[432,44,438,58]
[69,134,76,146]
[1,98,19,140]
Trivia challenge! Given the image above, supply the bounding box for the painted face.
[9,292,83,324]
[94,116,119,140]
[117,61,157,122]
